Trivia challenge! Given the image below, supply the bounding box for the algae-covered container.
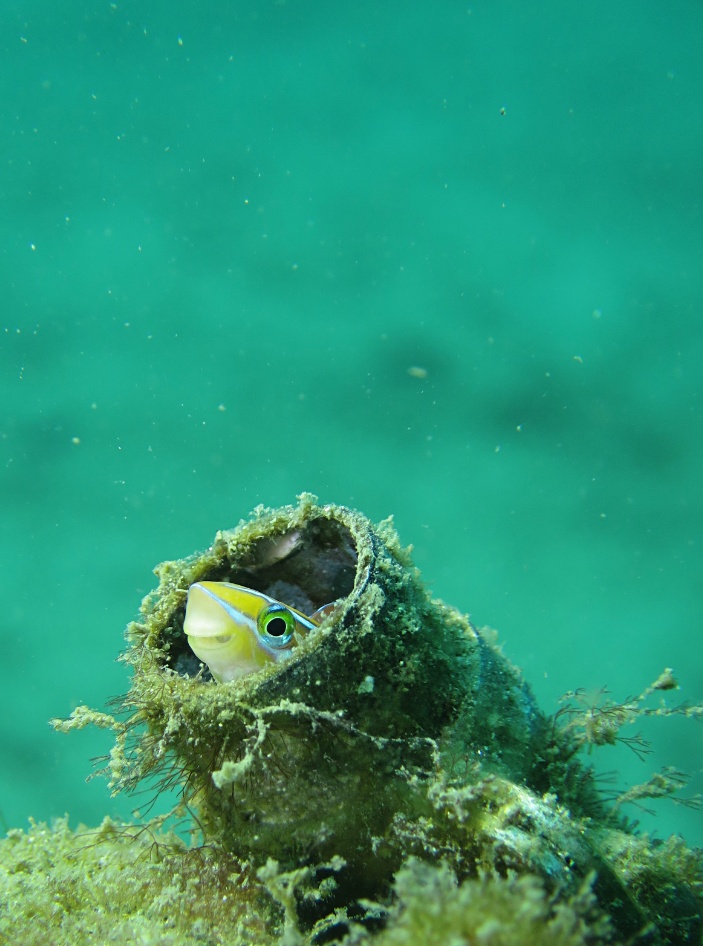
[3,494,702,945]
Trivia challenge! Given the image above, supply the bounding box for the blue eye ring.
[257,605,296,648]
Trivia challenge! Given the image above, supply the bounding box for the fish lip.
[185,634,233,650]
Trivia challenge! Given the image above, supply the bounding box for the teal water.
[2,1,702,847]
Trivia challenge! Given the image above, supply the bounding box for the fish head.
[183,581,317,682]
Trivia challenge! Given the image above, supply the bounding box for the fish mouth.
[186,633,234,648]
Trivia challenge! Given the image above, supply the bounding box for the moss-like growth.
[0,817,273,946]
[358,858,612,946]
[4,495,700,945]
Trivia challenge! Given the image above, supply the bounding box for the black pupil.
[266,616,288,638]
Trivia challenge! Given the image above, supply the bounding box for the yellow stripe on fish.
[184,581,334,682]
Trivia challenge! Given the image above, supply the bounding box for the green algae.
[0,820,609,946]
[0,817,271,946]
[355,859,612,946]
[3,495,702,945]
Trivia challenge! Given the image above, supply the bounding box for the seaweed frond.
[554,668,701,756]
[612,767,703,816]
[553,669,703,819]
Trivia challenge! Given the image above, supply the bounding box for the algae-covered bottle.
[63,495,703,942]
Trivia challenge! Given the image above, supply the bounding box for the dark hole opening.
[163,518,358,678]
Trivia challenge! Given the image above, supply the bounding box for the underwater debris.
[46,495,703,945]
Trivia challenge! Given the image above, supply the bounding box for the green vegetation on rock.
[2,497,701,945]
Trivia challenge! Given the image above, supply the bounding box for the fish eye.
[258,605,295,648]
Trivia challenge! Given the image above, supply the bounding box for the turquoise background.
[2,1,702,847]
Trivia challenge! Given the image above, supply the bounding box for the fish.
[183,581,335,682]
